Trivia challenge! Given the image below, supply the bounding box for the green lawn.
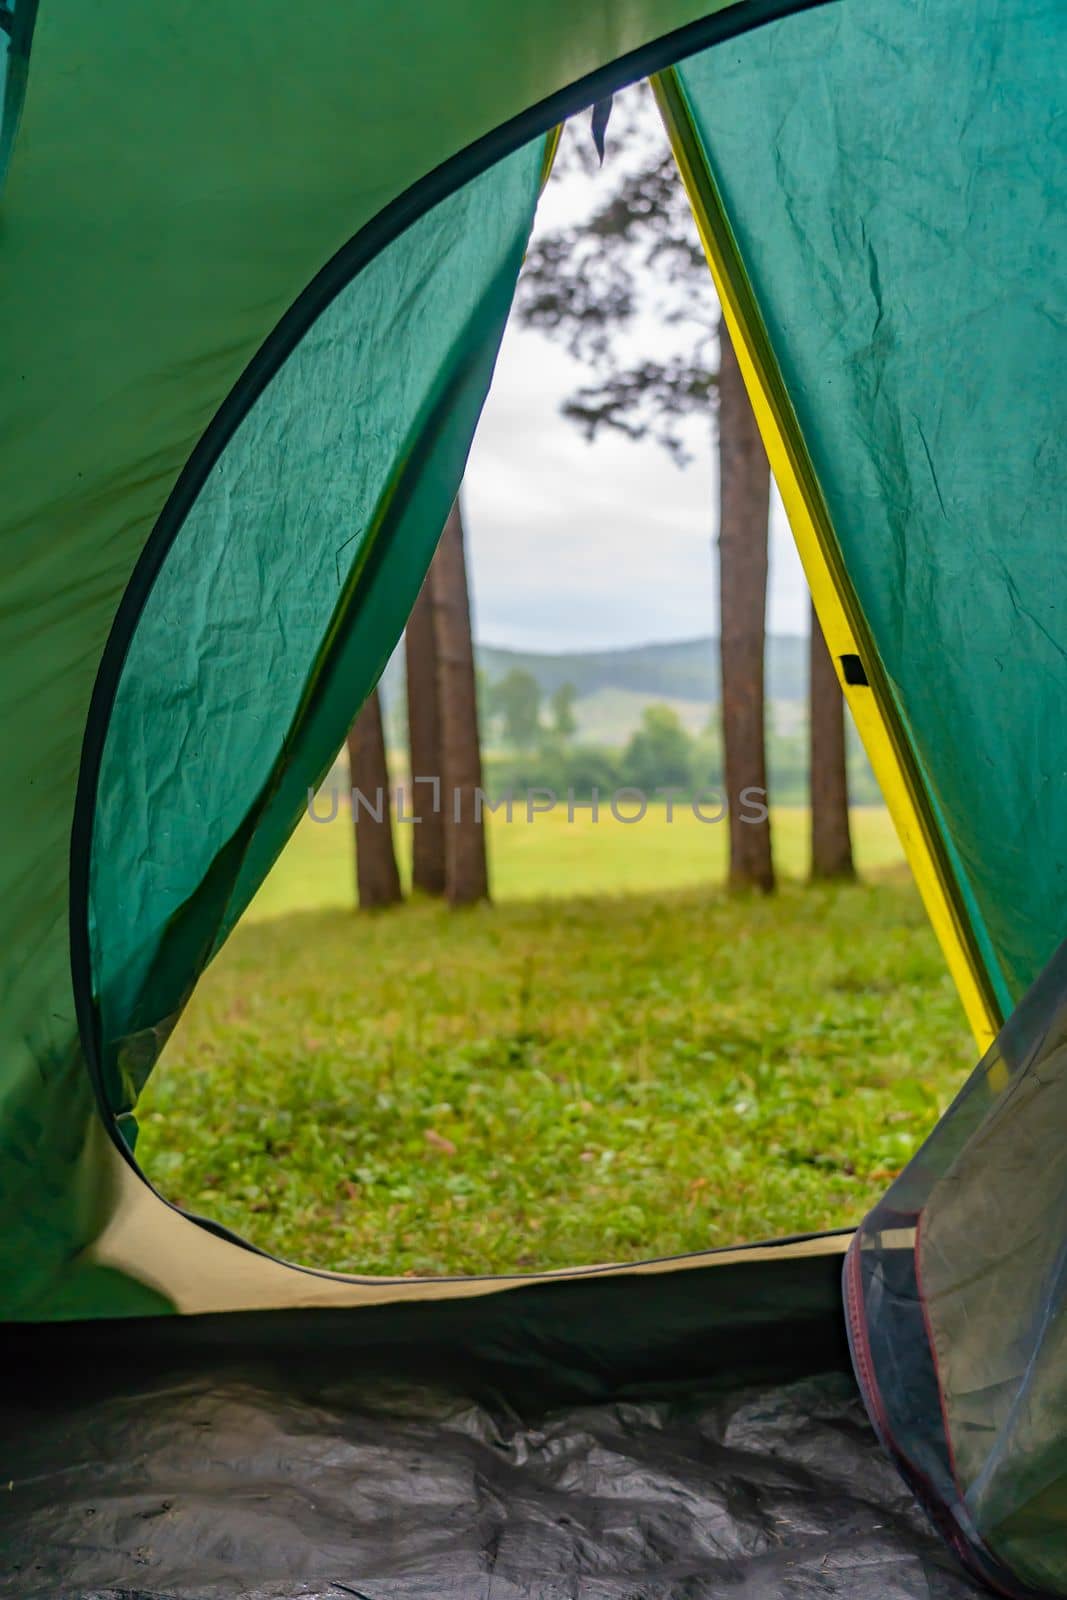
[136,807,975,1276]
[247,799,908,916]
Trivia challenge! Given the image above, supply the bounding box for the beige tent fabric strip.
[83,1135,850,1317]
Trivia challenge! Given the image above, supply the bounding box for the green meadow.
[136,805,975,1276]
[245,799,907,915]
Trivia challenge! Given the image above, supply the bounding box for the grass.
[136,805,975,1277]
[247,800,908,917]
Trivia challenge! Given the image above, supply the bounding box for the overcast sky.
[461,106,810,655]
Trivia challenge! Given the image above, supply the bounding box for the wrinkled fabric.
[0,0,755,1322]
[678,0,1067,1009]
[89,139,545,1124]
[848,935,1067,1595]
[0,1367,983,1599]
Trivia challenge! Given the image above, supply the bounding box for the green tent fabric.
[0,0,804,1319]
[847,930,1067,1595]
[1,0,1066,1594]
[0,0,34,189]
[673,0,1067,1009]
[671,3,1067,1590]
[89,143,547,1138]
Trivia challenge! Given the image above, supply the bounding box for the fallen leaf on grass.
[425,1129,457,1156]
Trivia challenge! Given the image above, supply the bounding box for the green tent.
[1,0,1064,1594]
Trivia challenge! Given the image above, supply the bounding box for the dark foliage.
[515,90,716,462]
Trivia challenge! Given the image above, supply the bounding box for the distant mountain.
[379,633,810,751]
[474,635,808,704]
[567,687,711,744]
[382,634,808,712]
[368,631,880,801]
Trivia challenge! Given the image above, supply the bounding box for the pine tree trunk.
[432,496,490,905]
[809,599,855,880]
[717,317,775,892]
[405,569,447,896]
[347,688,403,909]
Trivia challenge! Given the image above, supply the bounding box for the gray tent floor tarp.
[0,1252,987,1599]
[0,1370,983,1599]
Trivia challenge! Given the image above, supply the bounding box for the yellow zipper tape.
[652,69,999,1052]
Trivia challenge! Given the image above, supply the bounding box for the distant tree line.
[478,675,878,808]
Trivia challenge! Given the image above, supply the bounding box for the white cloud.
[464,318,810,651]
[462,103,810,654]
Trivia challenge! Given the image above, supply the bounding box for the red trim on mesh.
[844,1235,891,1439]
[846,1225,1042,1599]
